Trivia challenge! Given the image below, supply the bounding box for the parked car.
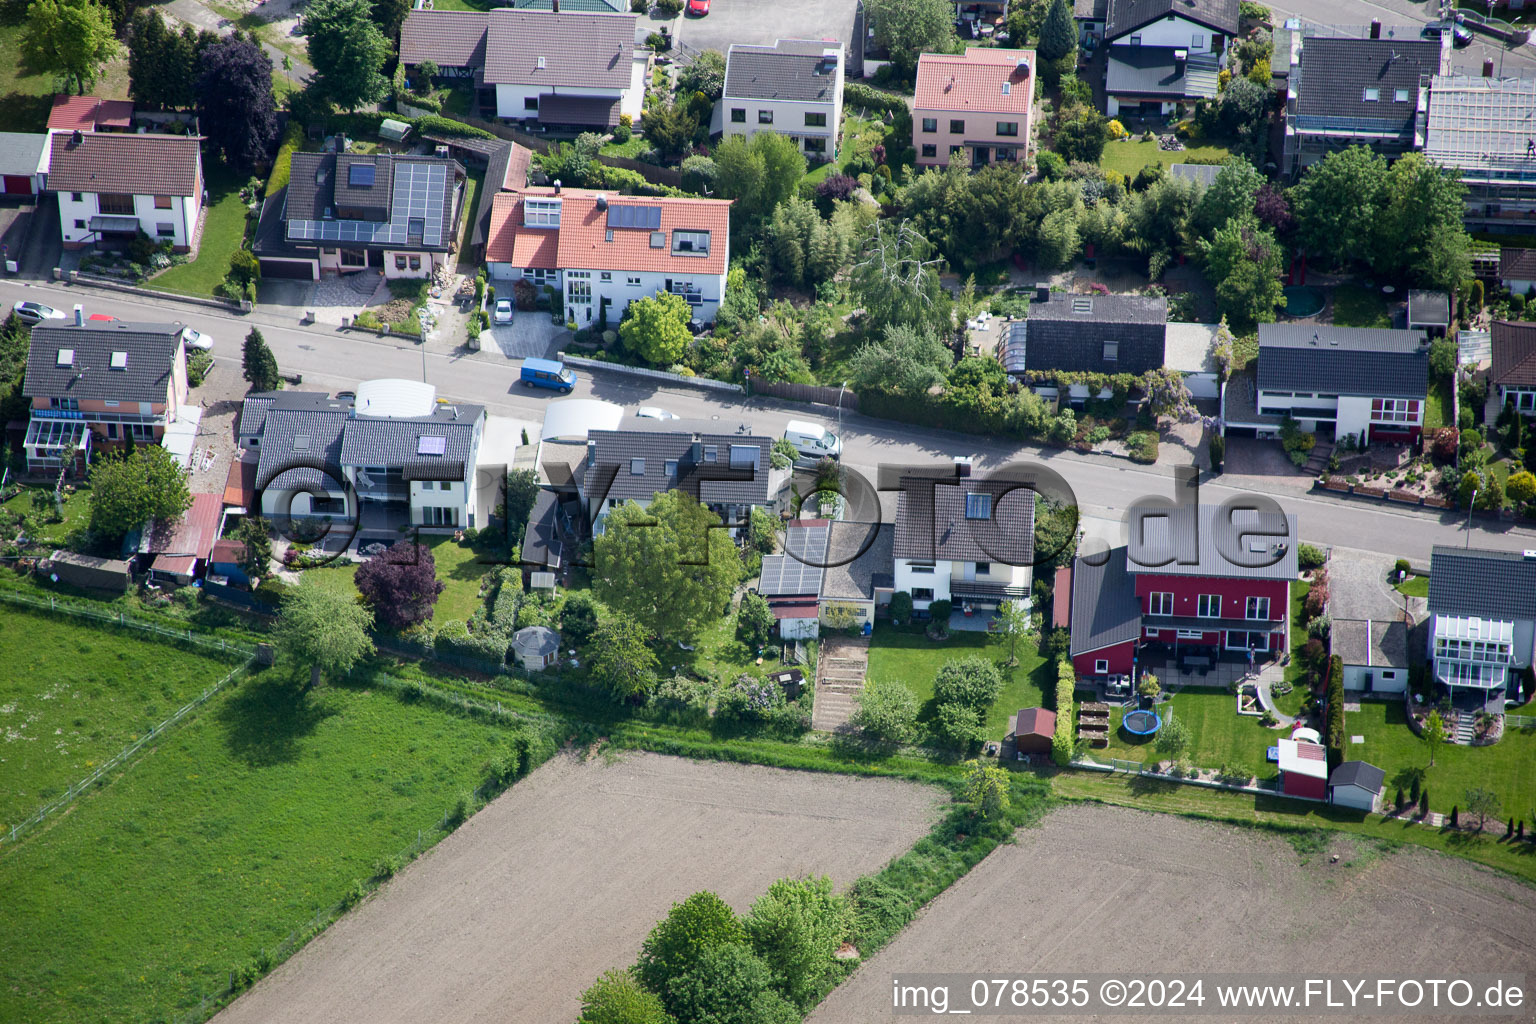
[636,406,679,421]
[12,301,64,325]
[493,298,514,324]
[1421,19,1472,46]
[181,327,214,351]
[686,0,709,14]
[520,357,576,393]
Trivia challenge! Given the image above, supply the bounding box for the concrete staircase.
[1452,710,1476,745]
[1303,440,1334,476]
[811,635,869,733]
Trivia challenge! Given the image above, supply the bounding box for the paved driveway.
[485,312,563,360]
[676,0,857,52]
[1328,547,1410,622]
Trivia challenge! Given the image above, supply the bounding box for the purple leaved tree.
[354,541,446,630]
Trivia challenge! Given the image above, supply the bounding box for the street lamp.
[1465,487,1478,547]
[837,381,848,439]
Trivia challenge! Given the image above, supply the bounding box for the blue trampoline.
[1122,709,1163,736]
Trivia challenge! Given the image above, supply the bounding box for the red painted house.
[1068,500,1298,679]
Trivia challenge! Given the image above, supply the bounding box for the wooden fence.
[751,379,860,412]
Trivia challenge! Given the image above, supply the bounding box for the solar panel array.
[607,203,662,230]
[759,523,829,596]
[289,161,449,247]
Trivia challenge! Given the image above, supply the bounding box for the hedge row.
[1324,654,1345,767]
[1052,658,1075,766]
[264,121,305,199]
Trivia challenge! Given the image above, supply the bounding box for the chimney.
[1015,57,1030,78]
[70,129,83,146]
[1369,18,1380,38]
[73,304,83,326]
[553,179,562,194]
[596,193,608,210]
[552,0,558,10]
[953,456,973,478]
[1035,282,1050,303]
[690,433,702,463]
[1484,57,1495,77]
[586,440,596,467]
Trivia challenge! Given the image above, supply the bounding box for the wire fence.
[0,589,258,659]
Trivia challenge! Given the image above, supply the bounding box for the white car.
[636,406,679,421]
[493,298,514,324]
[181,327,214,351]
[12,301,65,325]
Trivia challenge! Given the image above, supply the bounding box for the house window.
[949,145,963,156]
[524,96,539,111]
[1394,88,1410,102]
[1129,33,1141,45]
[600,271,611,281]
[1148,592,1173,615]
[731,108,746,122]
[422,505,460,526]
[440,480,452,491]
[1363,87,1380,101]
[1197,595,1222,618]
[156,223,175,237]
[949,119,964,133]
[409,255,421,270]
[523,198,561,228]
[921,144,937,158]
[965,493,992,519]
[630,458,645,475]
[1370,398,1420,424]
[50,398,79,411]
[106,423,118,439]
[1102,341,1118,362]
[98,194,134,215]
[995,121,1019,136]
[154,196,173,209]
[568,273,592,304]
[912,587,935,602]
[1177,628,1203,639]
[1246,596,1270,620]
[995,147,1015,161]
[1094,658,1110,673]
[909,562,935,574]
[974,562,990,575]
[665,459,677,476]
[73,219,86,229]
[804,137,826,154]
[1191,32,1204,48]
[71,192,82,202]
[758,109,773,124]
[627,275,640,286]
[805,111,827,127]
[921,117,937,132]
[395,255,408,269]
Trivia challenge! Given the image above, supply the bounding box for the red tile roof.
[486,187,731,275]
[1052,565,1072,630]
[147,492,222,560]
[47,131,201,197]
[48,95,133,133]
[914,47,1037,116]
[1014,707,1056,739]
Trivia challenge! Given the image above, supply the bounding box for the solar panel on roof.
[418,435,447,455]
[607,204,663,230]
[349,162,376,187]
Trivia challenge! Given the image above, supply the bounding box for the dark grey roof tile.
[1428,546,1536,621]
[1257,324,1428,399]
[24,322,181,404]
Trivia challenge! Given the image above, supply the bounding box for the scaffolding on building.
[1422,74,1536,230]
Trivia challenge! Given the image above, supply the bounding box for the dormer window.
[523,198,562,228]
[672,230,710,256]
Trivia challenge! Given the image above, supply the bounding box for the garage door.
[1183,372,1219,400]
[2,175,31,195]
[260,258,316,280]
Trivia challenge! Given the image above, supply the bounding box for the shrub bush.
[1051,659,1075,766]
[1126,431,1158,463]
[1393,557,1411,577]
[888,590,913,624]
[1296,543,1326,570]
[1207,432,1224,470]
[928,598,952,622]
[435,618,510,665]
[933,657,1003,715]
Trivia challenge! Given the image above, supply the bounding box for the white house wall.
[565,266,727,324]
[1329,785,1376,812]
[719,92,842,159]
[894,558,952,610]
[57,190,200,249]
[1341,663,1407,693]
[495,83,627,121]
[1110,16,1222,51]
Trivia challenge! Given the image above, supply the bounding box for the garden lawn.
[1098,138,1233,179]
[600,134,647,159]
[1394,575,1430,598]
[151,163,251,298]
[1345,700,1536,818]
[865,628,1049,737]
[0,669,513,1024]
[1274,580,1311,718]
[2,486,91,548]
[1425,376,1452,431]
[0,606,243,831]
[1098,687,1281,779]
[1329,283,1391,328]
[804,114,886,185]
[455,170,484,255]
[423,535,496,622]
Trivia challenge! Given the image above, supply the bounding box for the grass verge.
[151,162,253,298]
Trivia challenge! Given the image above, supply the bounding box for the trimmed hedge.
[1324,654,1345,768]
[1052,658,1075,766]
[413,114,495,140]
[264,122,305,199]
[490,565,521,632]
[435,617,510,664]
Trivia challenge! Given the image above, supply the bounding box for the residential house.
[253,151,466,281]
[1423,75,1536,233]
[512,625,561,670]
[46,94,133,134]
[1009,707,1056,756]
[1282,30,1446,177]
[913,47,1036,170]
[757,519,893,638]
[1225,324,1430,444]
[1074,0,1107,48]
[1277,738,1328,799]
[0,133,49,196]
[1501,247,1536,294]
[142,491,222,584]
[1000,288,1168,389]
[719,40,845,161]
[1426,545,1536,708]
[1490,320,1536,415]
[21,318,189,472]
[47,131,203,252]
[1100,0,1236,116]
[1333,617,1409,693]
[485,186,732,323]
[1066,497,1298,677]
[398,8,640,126]
[891,473,1034,616]
[244,378,486,534]
[1407,290,1450,336]
[576,426,781,535]
[1328,760,1386,811]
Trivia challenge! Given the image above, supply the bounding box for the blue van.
[520,357,577,394]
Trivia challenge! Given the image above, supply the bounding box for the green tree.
[662,942,799,1024]
[848,219,952,338]
[1034,205,1082,270]
[22,0,120,95]
[743,876,851,1010]
[736,591,775,647]
[1155,711,1191,755]
[559,592,600,648]
[1038,0,1075,61]
[934,700,983,751]
[620,292,693,365]
[1507,470,1536,505]
[1193,158,1262,237]
[637,891,748,997]
[713,132,807,227]
[1373,153,1472,290]
[960,758,1011,818]
[1292,146,1388,271]
[231,515,274,580]
[1422,709,1446,767]
[301,0,390,110]
[865,0,956,74]
[1200,216,1284,329]
[676,47,726,100]
[1464,786,1502,832]
[990,599,1032,666]
[847,323,953,398]
[934,655,1004,715]
[589,611,659,700]
[641,101,698,160]
[850,676,919,744]
[127,10,171,107]
[579,969,674,1024]
[88,445,193,540]
[1052,105,1109,163]
[275,577,375,689]
[593,490,741,642]
[242,328,281,392]
[369,0,410,37]
[765,196,849,290]
[501,467,541,537]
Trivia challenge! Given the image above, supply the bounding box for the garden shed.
[45,550,130,593]
[512,626,560,671]
[1277,739,1328,800]
[1010,707,1056,756]
[1328,760,1385,812]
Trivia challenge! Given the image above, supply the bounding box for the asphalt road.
[7,279,1535,565]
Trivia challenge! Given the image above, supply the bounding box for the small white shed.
[1333,618,1409,694]
[1328,760,1385,812]
[511,625,561,671]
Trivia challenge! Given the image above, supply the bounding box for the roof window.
[1363,87,1380,101]
[293,434,310,451]
[630,457,645,475]
[965,493,992,519]
[1071,296,1093,314]
[56,348,74,367]
[109,351,127,370]
[418,435,447,455]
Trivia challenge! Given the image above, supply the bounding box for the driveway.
[676,0,857,52]
[485,312,563,360]
[1328,547,1416,622]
